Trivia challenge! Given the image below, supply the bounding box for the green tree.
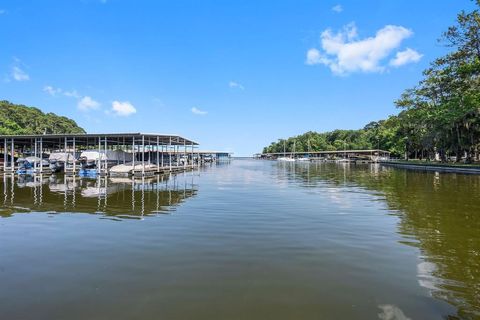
[0,100,85,135]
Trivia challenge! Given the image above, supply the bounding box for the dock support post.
[141,135,145,176]
[98,136,101,174]
[169,137,172,172]
[39,137,43,173]
[33,138,36,171]
[117,138,120,165]
[156,136,160,172]
[123,137,126,164]
[3,139,7,172]
[73,137,76,173]
[132,136,136,175]
[183,141,186,169]
[147,137,151,166]
[161,145,164,168]
[104,136,108,176]
[10,138,14,173]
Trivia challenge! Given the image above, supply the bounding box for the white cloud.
[191,107,207,115]
[111,100,136,116]
[306,23,419,75]
[63,90,80,98]
[43,85,82,99]
[78,96,100,111]
[12,66,29,81]
[332,4,343,13]
[43,85,62,96]
[229,81,244,90]
[389,48,423,67]
[306,48,322,65]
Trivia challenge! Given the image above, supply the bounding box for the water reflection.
[378,304,411,320]
[0,172,198,218]
[276,161,480,319]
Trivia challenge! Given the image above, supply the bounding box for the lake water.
[0,160,479,319]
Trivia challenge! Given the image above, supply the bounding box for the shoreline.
[380,161,480,174]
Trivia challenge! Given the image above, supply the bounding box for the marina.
[257,149,391,162]
[1,1,479,319]
[0,133,231,177]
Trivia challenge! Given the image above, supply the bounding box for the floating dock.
[0,133,231,176]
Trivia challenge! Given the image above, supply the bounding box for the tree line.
[264,1,480,162]
[0,100,85,135]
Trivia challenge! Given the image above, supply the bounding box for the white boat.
[79,150,133,169]
[109,162,158,177]
[49,152,76,173]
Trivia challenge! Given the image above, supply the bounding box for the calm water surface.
[0,160,479,319]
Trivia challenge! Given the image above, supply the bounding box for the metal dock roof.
[0,133,198,146]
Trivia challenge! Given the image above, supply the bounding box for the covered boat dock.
[0,133,201,176]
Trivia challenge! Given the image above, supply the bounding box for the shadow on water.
[0,172,198,219]
[277,161,480,319]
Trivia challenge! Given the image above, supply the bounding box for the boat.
[109,162,158,177]
[277,157,295,162]
[203,155,214,163]
[78,150,133,177]
[49,152,76,173]
[16,156,50,175]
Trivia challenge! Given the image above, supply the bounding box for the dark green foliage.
[262,118,404,156]
[394,2,480,161]
[0,100,85,135]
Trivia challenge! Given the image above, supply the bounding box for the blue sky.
[0,0,476,156]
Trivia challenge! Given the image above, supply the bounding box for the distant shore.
[380,160,480,174]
